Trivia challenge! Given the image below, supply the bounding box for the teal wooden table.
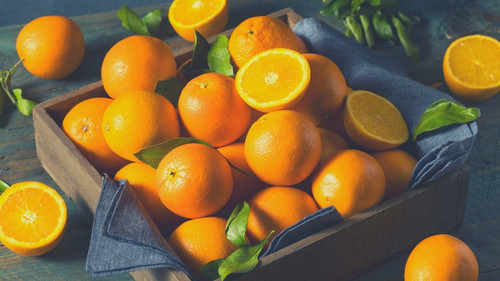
[1,1,499,280]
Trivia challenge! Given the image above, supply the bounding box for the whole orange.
[371,149,417,200]
[228,16,303,69]
[114,162,185,235]
[178,73,251,147]
[168,217,238,278]
[101,35,176,99]
[16,15,85,80]
[62,97,129,174]
[244,110,322,186]
[290,53,348,125]
[317,127,349,168]
[102,90,180,162]
[405,234,479,281]
[312,149,385,218]
[247,186,319,245]
[216,142,267,217]
[156,143,233,219]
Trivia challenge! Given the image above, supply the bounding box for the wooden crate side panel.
[231,165,469,281]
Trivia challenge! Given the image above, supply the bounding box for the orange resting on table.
[168,0,229,42]
[405,234,479,281]
[16,15,85,80]
[155,143,233,219]
[0,181,67,256]
[443,34,500,101]
[235,48,311,112]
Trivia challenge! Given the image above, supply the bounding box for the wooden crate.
[32,7,469,281]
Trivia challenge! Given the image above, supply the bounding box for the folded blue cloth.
[86,17,477,279]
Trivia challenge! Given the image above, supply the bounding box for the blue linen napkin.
[86,17,477,279]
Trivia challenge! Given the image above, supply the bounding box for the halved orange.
[343,90,409,151]
[168,0,228,42]
[0,181,67,256]
[235,48,311,112]
[443,34,500,101]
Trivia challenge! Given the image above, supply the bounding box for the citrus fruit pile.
[57,12,423,277]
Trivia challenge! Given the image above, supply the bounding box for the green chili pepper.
[372,10,397,43]
[396,12,413,34]
[345,15,365,45]
[360,14,375,48]
[392,14,419,60]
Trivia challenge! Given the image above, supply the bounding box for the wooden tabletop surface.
[1,1,499,280]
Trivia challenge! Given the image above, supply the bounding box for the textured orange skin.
[317,128,349,168]
[228,16,302,69]
[405,234,479,281]
[371,149,417,200]
[16,15,85,80]
[178,73,251,147]
[168,217,238,278]
[216,142,267,217]
[290,53,348,126]
[101,35,176,99]
[168,0,228,42]
[114,162,185,236]
[102,90,180,162]
[244,110,322,186]
[62,97,129,174]
[247,186,319,245]
[312,149,385,218]
[0,181,67,256]
[156,143,233,219]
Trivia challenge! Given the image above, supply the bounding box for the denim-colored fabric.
[86,18,477,279]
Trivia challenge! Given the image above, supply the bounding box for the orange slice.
[235,48,311,112]
[168,0,228,42]
[343,90,409,151]
[443,34,500,101]
[0,181,67,256]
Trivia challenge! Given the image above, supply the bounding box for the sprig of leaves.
[0,59,37,116]
[413,99,480,140]
[200,202,275,281]
[117,5,164,38]
[320,0,419,60]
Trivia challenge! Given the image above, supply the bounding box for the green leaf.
[142,8,163,38]
[134,137,212,168]
[155,76,184,107]
[0,178,9,194]
[372,11,397,42]
[207,35,234,76]
[225,202,250,247]
[368,0,397,6]
[117,5,150,36]
[320,0,350,19]
[392,14,419,61]
[413,99,481,140]
[12,88,36,116]
[191,30,210,70]
[218,230,275,281]
[200,259,224,280]
[351,0,366,13]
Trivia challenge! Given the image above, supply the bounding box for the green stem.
[0,179,9,194]
[1,59,23,105]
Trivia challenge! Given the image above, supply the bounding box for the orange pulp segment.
[235,48,311,112]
